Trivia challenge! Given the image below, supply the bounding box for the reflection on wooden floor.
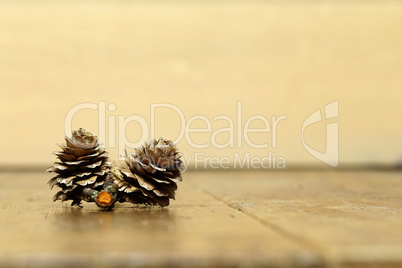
[0,170,401,267]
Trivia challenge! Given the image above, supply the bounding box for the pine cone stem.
[82,178,118,210]
[95,191,116,209]
[95,179,118,209]
[83,188,99,202]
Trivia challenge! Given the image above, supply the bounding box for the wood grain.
[1,170,401,267]
[192,170,402,267]
[0,171,323,267]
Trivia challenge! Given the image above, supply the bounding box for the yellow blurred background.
[1,1,401,169]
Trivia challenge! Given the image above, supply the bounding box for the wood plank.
[191,170,402,267]
[0,172,324,267]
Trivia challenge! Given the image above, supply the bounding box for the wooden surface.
[0,170,401,267]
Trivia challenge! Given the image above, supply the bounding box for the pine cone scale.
[138,188,156,198]
[144,150,158,163]
[57,176,74,185]
[149,171,179,184]
[153,188,171,197]
[76,152,99,160]
[75,176,97,186]
[156,157,176,170]
[61,185,77,193]
[63,160,88,165]
[52,163,69,171]
[84,160,103,169]
[135,174,157,191]
[160,170,182,182]
[130,160,156,177]
[130,162,176,189]
[54,152,77,161]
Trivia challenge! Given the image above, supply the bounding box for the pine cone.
[47,128,112,207]
[112,138,183,207]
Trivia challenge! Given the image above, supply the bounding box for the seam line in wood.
[199,186,332,264]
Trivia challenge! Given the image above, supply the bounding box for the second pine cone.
[113,138,183,207]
